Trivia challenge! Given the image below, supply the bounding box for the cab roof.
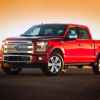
[39,23,89,29]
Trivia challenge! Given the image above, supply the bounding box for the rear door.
[77,27,95,62]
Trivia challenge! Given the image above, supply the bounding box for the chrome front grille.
[3,40,33,54]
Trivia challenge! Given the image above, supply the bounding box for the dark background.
[0,67,100,100]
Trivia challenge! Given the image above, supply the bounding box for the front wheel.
[42,54,64,75]
[92,57,100,74]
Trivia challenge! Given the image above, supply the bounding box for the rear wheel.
[92,57,100,74]
[42,53,64,75]
[2,64,22,75]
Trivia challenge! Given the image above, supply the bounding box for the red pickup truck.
[1,24,100,75]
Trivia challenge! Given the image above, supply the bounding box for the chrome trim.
[5,40,32,44]
[4,45,33,49]
[4,50,33,54]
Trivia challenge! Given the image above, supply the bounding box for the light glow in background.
[0,0,100,45]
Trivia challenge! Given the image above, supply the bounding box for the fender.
[47,45,65,59]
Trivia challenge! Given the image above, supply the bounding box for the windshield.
[22,24,65,37]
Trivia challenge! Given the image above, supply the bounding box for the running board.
[64,62,91,66]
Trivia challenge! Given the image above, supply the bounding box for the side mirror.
[65,29,78,40]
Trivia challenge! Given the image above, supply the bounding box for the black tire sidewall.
[92,58,100,74]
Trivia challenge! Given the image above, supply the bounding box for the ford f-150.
[1,24,100,75]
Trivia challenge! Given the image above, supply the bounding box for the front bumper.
[3,54,48,64]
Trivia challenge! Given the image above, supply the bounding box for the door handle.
[90,44,93,48]
[78,44,82,46]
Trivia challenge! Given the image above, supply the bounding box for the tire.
[2,64,22,75]
[41,53,64,75]
[92,57,100,74]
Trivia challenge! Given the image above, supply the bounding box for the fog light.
[3,63,9,68]
[38,57,43,61]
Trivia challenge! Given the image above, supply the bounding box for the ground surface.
[0,67,100,100]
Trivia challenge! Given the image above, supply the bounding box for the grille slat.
[3,40,33,63]
[4,40,33,54]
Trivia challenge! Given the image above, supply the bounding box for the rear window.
[78,28,90,39]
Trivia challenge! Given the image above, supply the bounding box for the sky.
[0,0,100,43]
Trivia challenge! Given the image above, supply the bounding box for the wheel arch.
[50,48,64,58]
[96,52,100,60]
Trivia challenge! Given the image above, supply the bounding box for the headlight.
[2,40,8,45]
[2,40,7,53]
[35,41,48,52]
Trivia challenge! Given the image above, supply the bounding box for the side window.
[67,28,78,39]
[78,28,90,39]
[44,29,53,35]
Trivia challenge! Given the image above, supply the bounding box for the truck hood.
[5,36,63,41]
